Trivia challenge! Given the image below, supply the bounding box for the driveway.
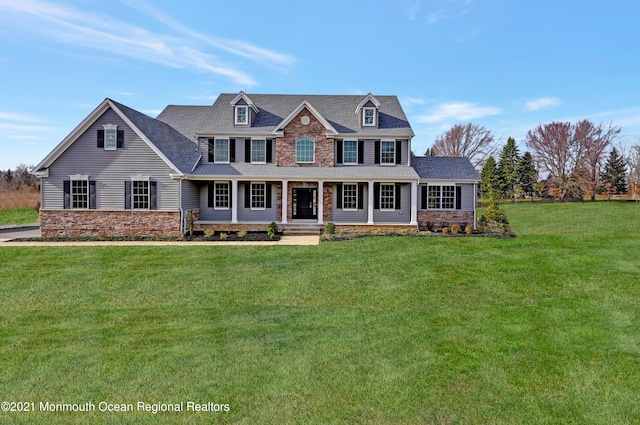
[0,223,41,242]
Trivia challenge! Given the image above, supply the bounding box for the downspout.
[473,182,477,230]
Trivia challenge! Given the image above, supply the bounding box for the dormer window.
[363,107,376,126]
[235,106,248,125]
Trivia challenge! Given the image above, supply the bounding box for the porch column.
[281,180,288,224]
[317,181,324,225]
[410,181,418,225]
[231,180,238,224]
[367,181,375,224]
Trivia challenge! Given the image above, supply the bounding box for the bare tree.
[574,120,621,200]
[628,143,640,201]
[432,123,496,168]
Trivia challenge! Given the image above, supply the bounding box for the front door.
[293,188,317,219]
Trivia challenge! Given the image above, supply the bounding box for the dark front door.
[293,188,317,219]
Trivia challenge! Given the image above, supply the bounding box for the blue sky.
[1,0,639,170]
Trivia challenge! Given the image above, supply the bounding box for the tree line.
[424,121,639,201]
[0,164,36,190]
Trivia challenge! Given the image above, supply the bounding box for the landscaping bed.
[9,231,280,242]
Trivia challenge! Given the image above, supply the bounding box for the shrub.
[442,227,450,234]
[324,221,336,235]
[204,228,215,238]
[451,224,460,234]
[238,230,248,238]
[465,224,473,235]
[219,232,228,240]
[267,222,278,239]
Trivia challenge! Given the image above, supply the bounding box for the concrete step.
[283,224,323,235]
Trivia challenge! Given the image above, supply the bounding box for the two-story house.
[33,92,478,237]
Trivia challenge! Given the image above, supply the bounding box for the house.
[33,92,479,237]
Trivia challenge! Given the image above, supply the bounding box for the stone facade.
[193,223,272,233]
[40,210,182,237]
[334,224,417,234]
[417,210,475,230]
[277,107,334,167]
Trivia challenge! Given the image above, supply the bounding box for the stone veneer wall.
[277,107,334,167]
[335,224,417,234]
[417,210,475,230]
[40,210,182,237]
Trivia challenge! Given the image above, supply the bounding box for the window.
[380,184,395,210]
[71,180,88,209]
[214,138,229,163]
[296,139,314,163]
[343,140,358,165]
[132,180,149,209]
[215,182,229,209]
[381,140,395,165]
[100,124,120,150]
[428,185,456,209]
[105,129,117,150]
[442,186,455,209]
[363,107,376,126]
[251,183,266,209]
[251,139,266,163]
[235,105,248,125]
[428,185,441,209]
[342,183,358,210]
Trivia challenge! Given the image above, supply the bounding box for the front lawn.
[0,207,38,226]
[0,202,639,424]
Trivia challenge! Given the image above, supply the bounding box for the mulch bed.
[9,231,281,242]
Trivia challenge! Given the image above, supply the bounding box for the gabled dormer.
[230,91,259,127]
[355,93,381,128]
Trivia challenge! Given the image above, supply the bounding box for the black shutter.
[456,186,462,210]
[117,130,124,149]
[208,139,214,162]
[89,181,96,209]
[208,183,214,208]
[421,185,428,210]
[266,140,273,163]
[358,184,364,209]
[124,181,131,209]
[230,139,236,162]
[245,139,251,163]
[358,141,364,164]
[336,184,343,208]
[266,183,272,208]
[395,140,402,164]
[375,140,380,164]
[395,184,402,210]
[63,180,70,209]
[244,183,250,208]
[97,130,104,148]
[336,140,343,164]
[374,182,380,209]
[229,183,232,208]
[150,181,157,210]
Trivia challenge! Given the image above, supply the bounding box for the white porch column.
[231,180,238,224]
[281,180,288,224]
[410,181,418,225]
[317,181,324,225]
[367,181,375,224]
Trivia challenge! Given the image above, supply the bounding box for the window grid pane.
[380,184,395,210]
[428,186,441,209]
[343,140,358,164]
[236,106,247,124]
[72,180,88,209]
[251,183,265,209]
[296,139,314,163]
[251,139,266,163]
[364,108,374,125]
[105,129,117,149]
[343,184,357,210]
[132,180,149,209]
[381,141,395,164]
[215,139,229,163]
[215,183,229,209]
[442,186,455,209]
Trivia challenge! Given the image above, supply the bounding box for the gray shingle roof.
[411,157,480,181]
[157,93,414,138]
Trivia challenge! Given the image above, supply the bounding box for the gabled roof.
[412,156,480,181]
[34,99,200,175]
[272,100,338,136]
[229,91,259,113]
[355,93,381,114]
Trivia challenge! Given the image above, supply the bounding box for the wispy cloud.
[416,102,502,123]
[0,0,295,86]
[427,10,448,24]
[524,97,561,111]
[0,112,42,122]
[400,96,427,107]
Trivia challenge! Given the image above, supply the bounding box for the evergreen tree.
[424,146,436,156]
[518,151,537,198]
[497,137,520,200]
[601,147,627,194]
[480,156,498,198]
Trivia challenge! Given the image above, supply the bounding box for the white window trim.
[69,176,90,210]
[343,140,358,165]
[296,139,315,164]
[380,140,396,166]
[214,181,230,210]
[103,124,118,151]
[214,138,230,164]
[427,184,456,210]
[379,183,396,212]
[251,138,267,164]
[131,178,151,210]
[250,182,267,211]
[235,105,248,125]
[363,107,376,126]
[342,183,358,211]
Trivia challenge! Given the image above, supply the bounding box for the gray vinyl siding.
[181,179,200,210]
[237,183,277,222]
[332,184,368,223]
[373,184,411,224]
[199,183,232,221]
[42,108,178,211]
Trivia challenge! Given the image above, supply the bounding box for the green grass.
[1,202,640,424]
[0,207,39,226]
